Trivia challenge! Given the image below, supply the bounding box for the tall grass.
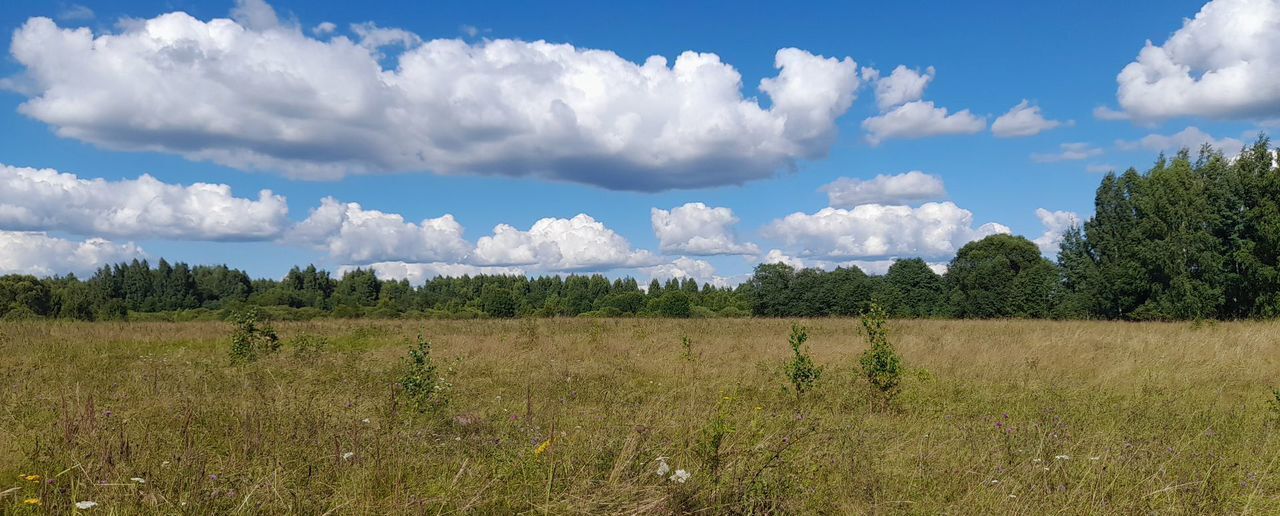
[1,318,1278,513]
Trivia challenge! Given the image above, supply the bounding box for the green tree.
[947,234,1059,318]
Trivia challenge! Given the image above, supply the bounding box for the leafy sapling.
[784,323,821,399]
[859,304,903,408]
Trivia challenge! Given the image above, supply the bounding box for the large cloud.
[820,171,946,208]
[1109,0,1280,121]
[7,2,861,191]
[473,214,657,271]
[0,164,287,240]
[650,203,758,256]
[0,231,144,276]
[861,66,984,145]
[340,261,524,286]
[288,198,470,264]
[762,202,1010,260]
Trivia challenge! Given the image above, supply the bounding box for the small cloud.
[312,22,337,36]
[460,24,490,38]
[1031,143,1104,163]
[1093,106,1129,121]
[57,4,95,22]
[1085,163,1116,174]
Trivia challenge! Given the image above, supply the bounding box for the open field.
[3,318,1280,514]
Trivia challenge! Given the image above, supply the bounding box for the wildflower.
[341,452,355,461]
[23,498,41,506]
[754,406,762,411]
[670,469,691,484]
[130,477,146,484]
[654,457,671,477]
[1089,456,1101,461]
[23,474,41,482]
[533,438,552,457]
[988,479,1000,485]
[75,501,99,510]
[1008,494,1017,499]
[361,418,370,424]
[161,461,170,467]
[1055,455,1070,460]
[1031,458,1042,464]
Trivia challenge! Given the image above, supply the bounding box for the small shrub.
[228,308,280,362]
[783,323,821,398]
[399,335,451,413]
[290,333,328,360]
[858,304,902,407]
[680,335,694,362]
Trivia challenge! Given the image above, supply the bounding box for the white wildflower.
[74,501,98,510]
[361,418,370,424]
[1031,458,1042,464]
[129,477,146,484]
[1089,456,1101,461]
[341,452,355,461]
[1055,455,1070,460]
[654,457,671,477]
[670,469,691,484]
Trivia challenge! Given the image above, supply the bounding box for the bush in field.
[858,304,902,407]
[400,335,450,412]
[290,333,328,361]
[228,308,280,362]
[783,323,821,398]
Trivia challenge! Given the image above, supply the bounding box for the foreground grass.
[2,318,1279,514]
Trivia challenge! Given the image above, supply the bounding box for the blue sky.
[0,0,1274,285]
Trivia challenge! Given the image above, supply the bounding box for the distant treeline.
[1,138,1277,322]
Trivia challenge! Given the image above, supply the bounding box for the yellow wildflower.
[23,498,42,506]
[533,438,553,457]
[23,474,41,482]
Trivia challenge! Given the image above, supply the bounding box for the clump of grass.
[783,323,821,399]
[399,334,451,413]
[858,304,902,408]
[228,308,279,362]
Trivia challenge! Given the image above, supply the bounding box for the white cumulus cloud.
[762,202,1010,260]
[288,198,470,265]
[871,65,934,111]
[651,203,758,256]
[0,164,288,241]
[820,171,947,208]
[1031,208,1080,256]
[992,100,1064,137]
[0,231,144,276]
[1115,126,1244,154]
[644,257,742,288]
[1108,0,1280,121]
[861,65,984,145]
[8,3,861,191]
[341,261,524,286]
[473,214,657,271]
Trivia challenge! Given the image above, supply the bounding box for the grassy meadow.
[2,318,1280,514]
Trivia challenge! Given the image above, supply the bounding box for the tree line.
[1,137,1276,321]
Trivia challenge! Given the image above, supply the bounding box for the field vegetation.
[3,317,1279,513]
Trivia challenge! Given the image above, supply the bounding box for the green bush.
[399,335,451,413]
[228,308,280,362]
[858,304,903,407]
[783,323,821,398]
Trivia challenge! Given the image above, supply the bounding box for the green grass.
[2,318,1279,514]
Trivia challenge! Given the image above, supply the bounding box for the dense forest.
[2,138,1277,322]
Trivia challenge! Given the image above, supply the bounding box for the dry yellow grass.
[2,318,1279,514]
